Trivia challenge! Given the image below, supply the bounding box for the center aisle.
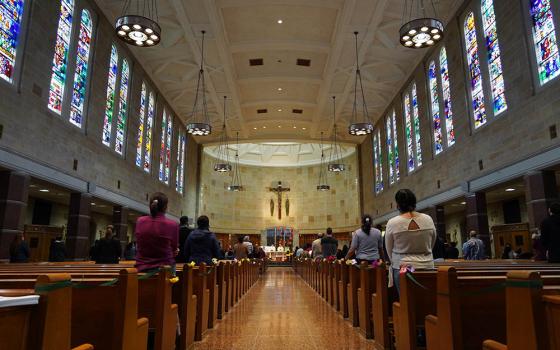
[193,267,373,350]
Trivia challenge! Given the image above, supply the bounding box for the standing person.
[311,233,324,258]
[445,241,460,259]
[501,243,514,259]
[233,235,249,260]
[49,236,66,262]
[124,239,137,260]
[345,216,383,263]
[243,236,254,257]
[385,189,437,294]
[135,193,178,272]
[321,228,338,258]
[541,202,560,263]
[462,231,486,260]
[176,216,192,263]
[9,233,30,263]
[184,215,221,265]
[532,230,547,261]
[338,245,349,259]
[94,225,122,264]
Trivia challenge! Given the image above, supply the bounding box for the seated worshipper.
[385,189,436,294]
[243,236,254,256]
[462,231,486,260]
[177,216,192,263]
[9,233,30,263]
[95,225,122,264]
[135,193,179,272]
[321,228,338,258]
[49,236,66,262]
[234,235,249,260]
[184,215,221,265]
[312,233,324,258]
[345,215,383,264]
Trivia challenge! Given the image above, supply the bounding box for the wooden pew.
[333,261,341,311]
[347,263,360,327]
[338,261,349,318]
[217,261,227,319]
[482,271,560,350]
[372,265,392,350]
[0,274,93,350]
[192,263,210,341]
[358,262,376,338]
[174,264,197,350]
[207,263,219,329]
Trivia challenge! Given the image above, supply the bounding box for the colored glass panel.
[481,0,507,115]
[48,0,74,114]
[115,59,129,155]
[136,83,147,167]
[464,12,487,128]
[530,0,560,85]
[373,130,383,194]
[392,111,400,182]
[176,133,186,194]
[429,61,443,155]
[411,83,422,167]
[159,111,167,182]
[403,93,415,172]
[143,92,154,172]
[102,45,118,147]
[165,116,172,184]
[68,9,92,128]
[440,47,455,147]
[386,116,394,185]
[0,0,25,83]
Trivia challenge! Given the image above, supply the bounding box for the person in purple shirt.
[135,192,179,272]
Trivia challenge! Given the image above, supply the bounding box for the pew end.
[482,339,508,350]
[425,314,438,350]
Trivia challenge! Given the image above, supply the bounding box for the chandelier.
[116,0,161,47]
[317,132,330,191]
[348,32,373,136]
[328,96,345,172]
[228,132,243,191]
[214,96,232,172]
[187,31,212,136]
[399,0,444,49]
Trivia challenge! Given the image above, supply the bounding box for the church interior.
[0,0,560,349]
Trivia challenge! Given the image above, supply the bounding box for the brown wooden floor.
[192,267,374,349]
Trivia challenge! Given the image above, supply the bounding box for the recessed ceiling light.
[278,109,282,112]
[277,125,282,128]
[505,188,516,192]
[460,201,466,205]
[253,127,257,130]
[277,87,282,91]
[91,202,96,205]
[30,184,37,188]
[302,127,307,130]
[293,126,297,129]
[263,126,267,129]
[277,19,283,24]
[39,189,49,192]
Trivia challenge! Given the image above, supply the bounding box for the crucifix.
[269,181,290,220]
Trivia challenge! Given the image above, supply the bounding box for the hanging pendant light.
[214,96,232,172]
[348,32,374,136]
[228,132,243,191]
[186,31,212,136]
[328,96,345,172]
[317,132,330,191]
[399,0,444,49]
[116,0,161,47]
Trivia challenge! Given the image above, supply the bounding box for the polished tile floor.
[193,267,374,349]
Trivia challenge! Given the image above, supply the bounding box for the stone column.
[465,192,491,257]
[423,205,446,241]
[0,171,30,261]
[66,192,92,260]
[524,170,558,231]
[113,205,129,254]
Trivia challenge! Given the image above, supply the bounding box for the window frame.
[0,0,31,91]
[401,81,423,173]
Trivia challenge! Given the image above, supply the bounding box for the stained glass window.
[102,45,118,147]
[403,93,415,172]
[386,111,399,185]
[68,9,92,128]
[165,116,173,184]
[481,0,507,114]
[529,0,560,85]
[429,61,444,155]
[136,83,147,167]
[0,0,25,83]
[176,132,186,194]
[440,47,455,147]
[143,92,155,172]
[159,110,168,182]
[411,84,422,167]
[48,0,74,114]
[114,59,129,155]
[392,111,400,182]
[373,129,383,194]
[464,12,487,128]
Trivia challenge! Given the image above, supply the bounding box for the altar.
[264,245,291,261]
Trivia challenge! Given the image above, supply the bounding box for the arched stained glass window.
[68,9,92,128]
[529,0,560,85]
[143,92,155,172]
[176,132,186,194]
[464,11,487,128]
[411,84,422,168]
[0,0,25,84]
[404,93,414,172]
[136,83,147,167]
[373,129,383,194]
[404,85,421,173]
[114,59,129,155]
[429,61,444,155]
[440,48,455,147]
[164,116,173,184]
[481,0,507,114]
[159,110,168,183]
[386,110,399,185]
[102,45,118,147]
[48,0,74,114]
[392,111,400,183]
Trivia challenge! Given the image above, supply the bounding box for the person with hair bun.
[385,189,437,294]
[134,192,179,272]
[345,215,383,263]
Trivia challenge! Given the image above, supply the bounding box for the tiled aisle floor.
[192,267,374,350]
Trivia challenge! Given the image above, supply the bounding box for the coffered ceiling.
[95,0,463,143]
